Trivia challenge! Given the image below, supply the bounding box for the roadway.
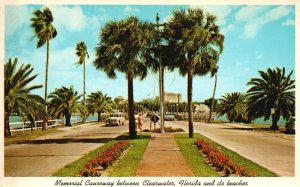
[4,118,295,176]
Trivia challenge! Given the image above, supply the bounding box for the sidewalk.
[136,133,193,176]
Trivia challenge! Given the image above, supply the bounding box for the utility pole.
[156,13,165,133]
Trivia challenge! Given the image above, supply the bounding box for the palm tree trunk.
[271,112,279,130]
[4,115,11,137]
[128,76,136,138]
[209,73,217,123]
[43,39,50,130]
[187,70,194,138]
[83,60,86,106]
[65,112,71,127]
[98,112,101,122]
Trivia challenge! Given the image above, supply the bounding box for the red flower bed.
[195,139,256,177]
[79,141,130,177]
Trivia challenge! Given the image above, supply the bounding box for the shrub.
[79,141,130,176]
[194,139,256,177]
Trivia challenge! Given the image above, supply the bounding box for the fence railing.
[10,118,78,132]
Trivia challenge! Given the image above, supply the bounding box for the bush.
[195,139,256,177]
[79,141,130,176]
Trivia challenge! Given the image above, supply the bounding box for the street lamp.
[177,103,179,115]
[156,13,166,133]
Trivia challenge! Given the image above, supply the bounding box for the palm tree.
[4,58,47,136]
[75,41,89,106]
[208,65,218,122]
[86,91,113,122]
[217,92,248,123]
[247,67,295,130]
[93,16,153,138]
[48,86,81,126]
[30,6,57,125]
[114,96,126,110]
[165,9,224,138]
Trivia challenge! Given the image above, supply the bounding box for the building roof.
[194,104,210,114]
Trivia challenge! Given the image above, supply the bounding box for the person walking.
[150,112,160,131]
[138,113,144,132]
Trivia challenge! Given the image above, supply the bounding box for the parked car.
[105,113,126,126]
[164,114,175,121]
[285,117,295,134]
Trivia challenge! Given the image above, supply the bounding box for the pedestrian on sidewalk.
[138,113,144,132]
[150,112,160,131]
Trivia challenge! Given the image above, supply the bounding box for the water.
[215,116,286,126]
[9,114,103,129]
[9,114,100,123]
[10,114,286,126]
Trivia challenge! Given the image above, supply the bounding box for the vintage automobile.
[105,113,126,127]
[164,113,175,121]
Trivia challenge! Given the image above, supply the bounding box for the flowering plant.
[79,141,130,177]
[195,139,256,177]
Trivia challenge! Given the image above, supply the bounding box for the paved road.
[5,122,128,176]
[5,118,295,177]
[162,120,295,176]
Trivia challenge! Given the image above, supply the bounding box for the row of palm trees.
[216,67,295,130]
[93,9,224,138]
[4,59,115,136]
[5,6,295,138]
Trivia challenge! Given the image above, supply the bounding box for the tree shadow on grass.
[115,133,151,140]
[14,137,114,145]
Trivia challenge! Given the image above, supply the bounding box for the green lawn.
[175,133,219,176]
[53,133,150,177]
[175,133,278,177]
[109,133,150,176]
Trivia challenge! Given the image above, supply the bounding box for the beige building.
[164,92,182,103]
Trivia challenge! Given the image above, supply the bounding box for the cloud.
[256,54,264,59]
[124,6,140,13]
[221,24,235,35]
[5,5,32,37]
[236,6,292,38]
[163,14,173,23]
[190,5,233,26]
[49,5,87,32]
[282,18,294,26]
[235,6,268,22]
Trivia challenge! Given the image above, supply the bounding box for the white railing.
[10,117,78,132]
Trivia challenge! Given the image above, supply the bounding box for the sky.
[4,4,295,102]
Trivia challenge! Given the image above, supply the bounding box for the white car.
[105,113,126,126]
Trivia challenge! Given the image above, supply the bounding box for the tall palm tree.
[4,58,47,136]
[93,16,153,138]
[247,67,295,130]
[86,91,113,122]
[217,92,248,123]
[208,65,218,122]
[165,9,224,138]
[30,7,57,125]
[75,41,89,106]
[48,86,82,126]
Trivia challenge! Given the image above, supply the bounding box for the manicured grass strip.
[177,133,277,177]
[109,133,150,176]
[174,133,219,176]
[52,133,150,177]
[52,140,118,177]
[5,128,60,146]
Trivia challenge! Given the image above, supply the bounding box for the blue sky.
[4,5,295,102]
